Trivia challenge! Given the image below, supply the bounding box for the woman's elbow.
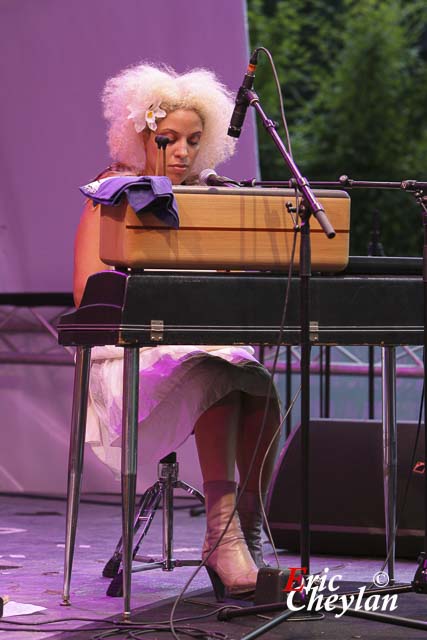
[73,275,86,308]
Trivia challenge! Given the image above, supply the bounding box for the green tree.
[247,0,427,256]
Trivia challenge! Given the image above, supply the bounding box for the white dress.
[86,344,278,479]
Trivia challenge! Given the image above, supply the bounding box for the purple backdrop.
[0,0,258,494]
[0,0,258,294]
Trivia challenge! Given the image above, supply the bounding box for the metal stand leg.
[121,346,140,620]
[159,455,205,571]
[163,457,174,571]
[62,346,91,605]
[300,219,312,573]
[103,485,162,580]
[381,346,397,583]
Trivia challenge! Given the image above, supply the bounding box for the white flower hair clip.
[127,102,167,133]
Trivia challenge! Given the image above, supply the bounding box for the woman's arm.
[73,200,107,307]
[74,167,135,307]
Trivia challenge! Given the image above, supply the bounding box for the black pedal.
[254,567,288,605]
[412,552,427,593]
[254,567,306,605]
[102,554,121,578]
[107,572,124,597]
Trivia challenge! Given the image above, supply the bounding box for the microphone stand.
[240,177,427,192]
[211,88,337,637]
[242,89,335,577]
[241,175,427,584]
[411,186,427,594]
[219,175,427,637]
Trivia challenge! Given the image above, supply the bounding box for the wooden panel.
[99,187,350,271]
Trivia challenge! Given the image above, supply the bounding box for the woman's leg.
[194,391,258,597]
[236,393,281,567]
[194,390,240,483]
[236,393,281,492]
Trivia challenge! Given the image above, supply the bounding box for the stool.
[102,452,204,597]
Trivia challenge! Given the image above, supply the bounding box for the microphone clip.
[199,169,241,188]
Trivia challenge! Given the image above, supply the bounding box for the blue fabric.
[79,175,179,229]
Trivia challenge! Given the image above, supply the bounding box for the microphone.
[154,135,172,149]
[199,168,240,187]
[227,49,259,139]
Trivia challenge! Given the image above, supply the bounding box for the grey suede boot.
[237,489,268,568]
[202,480,258,599]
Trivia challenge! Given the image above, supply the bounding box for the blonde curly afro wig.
[102,62,237,178]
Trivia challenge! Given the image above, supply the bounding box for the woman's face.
[144,109,203,184]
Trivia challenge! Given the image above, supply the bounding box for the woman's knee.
[210,390,241,410]
[241,392,280,422]
[194,390,242,435]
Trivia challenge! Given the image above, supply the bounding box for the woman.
[74,62,281,598]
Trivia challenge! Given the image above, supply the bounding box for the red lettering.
[283,567,307,592]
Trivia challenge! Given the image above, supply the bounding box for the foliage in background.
[247,0,427,256]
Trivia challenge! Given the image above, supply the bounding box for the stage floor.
[0,493,425,639]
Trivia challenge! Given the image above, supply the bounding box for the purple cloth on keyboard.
[79,175,179,228]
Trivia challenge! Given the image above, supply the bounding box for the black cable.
[0,603,239,634]
[167,225,301,640]
[167,45,305,640]
[91,628,226,640]
[255,47,293,158]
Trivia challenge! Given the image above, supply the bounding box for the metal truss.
[0,300,422,382]
[259,344,424,379]
[0,302,75,365]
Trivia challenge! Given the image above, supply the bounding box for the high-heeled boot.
[237,489,268,568]
[202,480,258,600]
